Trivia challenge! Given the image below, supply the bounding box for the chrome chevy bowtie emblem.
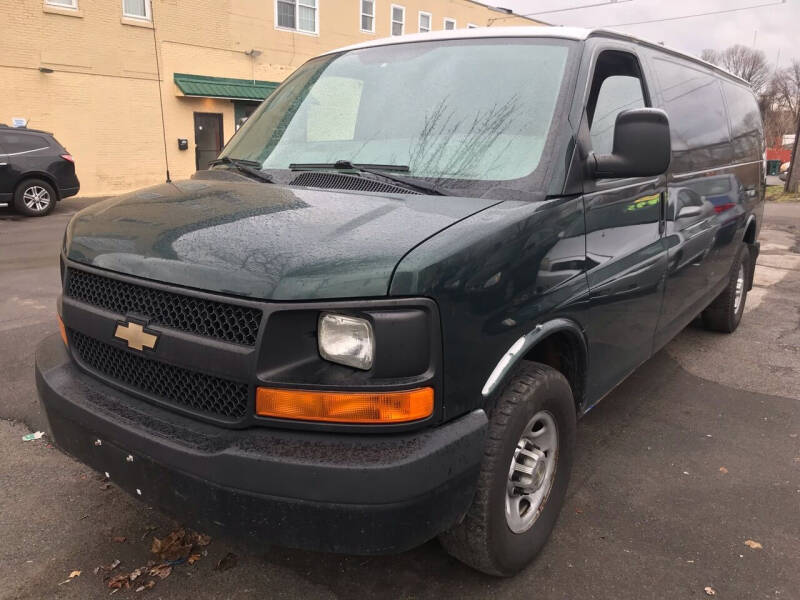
[114,321,158,351]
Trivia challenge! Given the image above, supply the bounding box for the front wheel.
[438,362,576,576]
[702,244,750,333]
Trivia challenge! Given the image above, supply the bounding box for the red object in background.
[766,147,792,163]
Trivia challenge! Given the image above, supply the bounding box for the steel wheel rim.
[505,410,559,534]
[23,186,51,212]
[733,264,745,313]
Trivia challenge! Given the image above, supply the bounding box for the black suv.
[0,125,80,216]
[37,28,764,576]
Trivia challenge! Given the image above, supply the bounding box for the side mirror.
[677,205,703,220]
[589,108,671,179]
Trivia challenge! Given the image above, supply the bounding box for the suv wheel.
[439,362,576,576]
[702,244,749,333]
[14,179,57,217]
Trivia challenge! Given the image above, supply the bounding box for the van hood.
[65,176,498,300]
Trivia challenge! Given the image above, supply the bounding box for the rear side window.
[722,82,763,162]
[651,57,731,172]
[0,132,51,154]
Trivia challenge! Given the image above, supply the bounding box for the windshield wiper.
[288,160,448,196]
[209,157,274,184]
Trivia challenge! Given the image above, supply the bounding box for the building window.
[46,0,78,8]
[443,17,456,30]
[467,23,479,28]
[418,11,431,32]
[361,0,375,32]
[391,5,405,36]
[276,0,317,34]
[122,0,151,19]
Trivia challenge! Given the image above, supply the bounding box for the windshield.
[221,38,574,188]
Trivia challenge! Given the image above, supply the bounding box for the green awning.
[173,73,279,101]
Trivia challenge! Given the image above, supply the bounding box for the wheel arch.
[15,172,61,200]
[481,318,588,412]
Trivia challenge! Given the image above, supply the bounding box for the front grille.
[70,330,249,421]
[289,171,420,195]
[65,269,262,346]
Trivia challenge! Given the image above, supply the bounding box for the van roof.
[325,26,750,88]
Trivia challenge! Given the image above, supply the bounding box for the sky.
[497,0,799,70]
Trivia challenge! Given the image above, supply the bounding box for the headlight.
[318,313,374,370]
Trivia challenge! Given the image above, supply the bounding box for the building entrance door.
[194,112,223,171]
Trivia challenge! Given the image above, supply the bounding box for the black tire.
[702,244,749,333]
[439,362,576,576]
[14,178,57,217]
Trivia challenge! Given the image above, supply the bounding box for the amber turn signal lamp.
[256,387,434,424]
[57,314,68,347]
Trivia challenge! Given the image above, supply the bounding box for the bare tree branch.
[701,44,770,93]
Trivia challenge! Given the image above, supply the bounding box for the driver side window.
[588,51,647,156]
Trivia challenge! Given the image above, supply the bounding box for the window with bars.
[276,0,317,33]
[443,18,456,30]
[122,0,150,19]
[418,11,431,33]
[361,0,375,32]
[391,5,404,36]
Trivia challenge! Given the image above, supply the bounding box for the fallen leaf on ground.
[68,570,81,578]
[135,580,156,593]
[187,553,202,565]
[129,566,147,582]
[719,466,728,474]
[108,573,131,590]
[704,586,716,596]
[151,529,193,561]
[96,559,121,574]
[112,536,127,544]
[151,529,211,562]
[215,552,238,572]
[149,564,172,580]
[744,539,763,549]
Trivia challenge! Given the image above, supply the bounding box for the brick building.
[0,0,541,195]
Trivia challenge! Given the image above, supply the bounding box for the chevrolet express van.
[36,27,764,575]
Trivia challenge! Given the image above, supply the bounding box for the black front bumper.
[36,334,487,554]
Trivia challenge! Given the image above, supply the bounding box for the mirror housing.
[677,205,703,220]
[589,108,671,179]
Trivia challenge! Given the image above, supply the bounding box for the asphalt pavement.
[1,197,798,599]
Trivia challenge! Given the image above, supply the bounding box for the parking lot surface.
[1,199,798,599]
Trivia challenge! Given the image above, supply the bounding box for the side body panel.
[576,39,668,405]
[390,196,590,419]
[640,48,765,350]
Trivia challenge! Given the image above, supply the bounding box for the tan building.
[0,0,541,196]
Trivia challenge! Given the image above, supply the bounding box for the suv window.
[722,81,763,162]
[0,132,50,154]
[651,57,730,172]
